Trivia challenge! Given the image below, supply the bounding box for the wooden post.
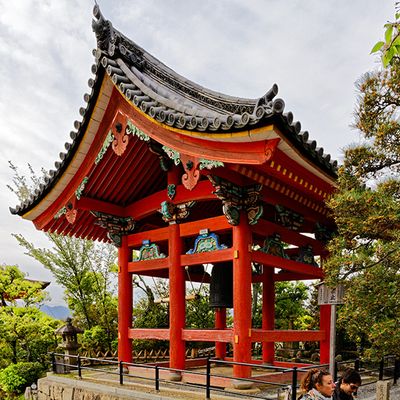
[118,235,133,362]
[262,268,275,364]
[319,304,331,364]
[215,307,227,359]
[168,222,185,375]
[232,211,252,379]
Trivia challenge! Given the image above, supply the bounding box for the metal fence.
[50,353,399,400]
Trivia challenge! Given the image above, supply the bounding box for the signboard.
[318,284,345,305]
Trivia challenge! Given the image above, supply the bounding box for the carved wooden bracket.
[208,175,263,226]
[91,211,135,247]
[159,200,195,224]
[111,112,129,156]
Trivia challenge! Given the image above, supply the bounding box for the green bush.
[0,362,44,395]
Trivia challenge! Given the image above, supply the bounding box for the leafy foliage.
[8,162,119,353]
[325,59,400,359]
[0,265,59,368]
[0,362,44,395]
[371,3,400,67]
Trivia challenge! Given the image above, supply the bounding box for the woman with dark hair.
[298,368,336,399]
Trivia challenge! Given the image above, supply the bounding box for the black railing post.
[394,359,400,385]
[51,353,56,373]
[155,365,159,391]
[291,367,298,400]
[77,355,82,378]
[206,357,211,399]
[379,358,384,380]
[354,358,360,371]
[119,361,124,385]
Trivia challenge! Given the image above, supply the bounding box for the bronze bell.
[209,261,233,308]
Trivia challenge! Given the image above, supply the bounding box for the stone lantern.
[55,318,83,372]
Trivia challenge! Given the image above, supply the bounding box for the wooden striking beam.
[128,328,170,340]
[251,329,326,342]
[252,251,324,278]
[273,272,316,282]
[182,329,233,342]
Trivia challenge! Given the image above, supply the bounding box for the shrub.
[0,362,44,395]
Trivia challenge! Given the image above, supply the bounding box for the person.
[332,368,361,400]
[298,368,336,399]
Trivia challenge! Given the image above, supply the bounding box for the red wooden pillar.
[262,268,275,364]
[215,307,227,359]
[168,222,186,373]
[319,304,331,364]
[118,235,133,362]
[232,212,252,378]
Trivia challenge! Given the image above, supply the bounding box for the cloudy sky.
[0,1,394,305]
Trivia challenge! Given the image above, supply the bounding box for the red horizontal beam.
[76,197,125,216]
[179,215,231,237]
[128,328,170,340]
[251,329,326,342]
[181,248,233,266]
[128,257,169,273]
[252,219,326,254]
[182,329,233,342]
[127,227,170,248]
[252,251,324,278]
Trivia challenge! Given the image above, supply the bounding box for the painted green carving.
[199,159,224,170]
[275,205,304,231]
[162,145,181,166]
[133,240,166,261]
[295,245,318,266]
[187,231,227,254]
[167,184,176,200]
[95,130,114,165]
[159,200,195,223]
[126,120,150,141]
[260,233,289,259]
[54,206,67,219]
[75,177,89,200]
[209,175,263,226]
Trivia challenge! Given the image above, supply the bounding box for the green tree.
[371,3,400,67]
[0,265,59,367]
[324,59,400,359]
[9,163,119,352]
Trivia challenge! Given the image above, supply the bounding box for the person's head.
[340,368,361,396]
[300,368,335,397]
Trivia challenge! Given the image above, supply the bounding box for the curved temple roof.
[10,5,337,218]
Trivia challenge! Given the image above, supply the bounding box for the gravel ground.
[357,381,400,399]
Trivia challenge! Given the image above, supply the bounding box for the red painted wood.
[127,257,170,273]
[128,328,170,340]
[252,329,325,342]
[181,329,233,342]
[181,248,233,266]
[179,215,231,237]
[319,304,331,364]
[127,227,169,247]
[251,219,326,254]
[34,83,121,230]
[76,197,125,216]
[215,308,227,359]
[252,251,324,278]
[232,212,252,378]
[117,102,275,164]
[168,223,186,370]
[118,236,133,362]
[262,268,275,363]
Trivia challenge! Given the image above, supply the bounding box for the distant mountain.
[40,304,71,320]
